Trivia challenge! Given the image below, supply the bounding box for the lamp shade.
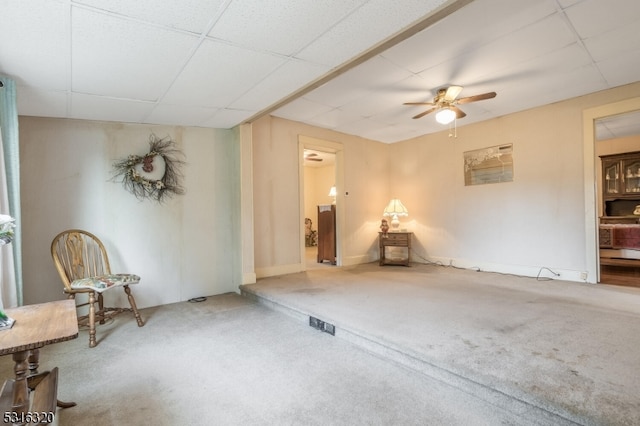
[383,199,408,230]
[383,199,408,217]
[328,186,337,197]
[435,107,456,124]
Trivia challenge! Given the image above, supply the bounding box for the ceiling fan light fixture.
[435,107,456,125]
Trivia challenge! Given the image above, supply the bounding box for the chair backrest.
[51,229,112,292]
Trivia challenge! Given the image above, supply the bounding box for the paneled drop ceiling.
[1,0,640,143]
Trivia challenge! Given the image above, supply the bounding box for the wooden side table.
[0,300,78,424]
[379,232,412,266]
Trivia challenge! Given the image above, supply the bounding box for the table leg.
[11,350,29,425]
[26,347,77,409]
[57,399,76,408]
[28,348,40,375]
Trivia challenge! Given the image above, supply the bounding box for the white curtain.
[0,76,21,308]
[0,129,17,309]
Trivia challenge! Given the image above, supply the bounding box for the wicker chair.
[51,229,144,348]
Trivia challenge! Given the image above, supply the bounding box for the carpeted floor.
[2,262,639,425]
[241,262,640,426]
[0,292,530,426]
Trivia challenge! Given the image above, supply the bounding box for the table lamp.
[328,186,337,204]
[383,199,408,231]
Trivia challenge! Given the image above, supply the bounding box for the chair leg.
[124,285,144,327]
[98,292,105,325]
[88,291,97,348]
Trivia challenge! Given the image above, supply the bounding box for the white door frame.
[583,97,640,283]
[298,136,344,269]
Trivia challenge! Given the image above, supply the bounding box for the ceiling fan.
[304,151,323,162]
[404,86,497,124]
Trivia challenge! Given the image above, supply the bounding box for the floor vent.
[309,316,335,336]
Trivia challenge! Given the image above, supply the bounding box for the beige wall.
[17,82,640,308]
[251,82,640,283]
[252,115,389,276]
[19,117,241,308]
[389,82,640,280]
[304,164,335,223]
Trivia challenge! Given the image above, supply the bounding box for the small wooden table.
[0,300,78,424]
[379,232,412,266]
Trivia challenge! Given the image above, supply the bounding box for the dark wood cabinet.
[600,151,640,218]
[599,151,640,285]
[317,205,336,264]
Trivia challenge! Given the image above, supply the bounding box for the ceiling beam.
[244,0,475,125]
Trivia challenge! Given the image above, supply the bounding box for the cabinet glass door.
[604,162,620,194]
[623,160,640,193]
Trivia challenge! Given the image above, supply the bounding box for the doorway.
[594,111,640,287]
[583,97,640,285]
[298,136,344,270]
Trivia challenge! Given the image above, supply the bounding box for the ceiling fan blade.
[444,85,463,102]
[412,107,436,119]
[404,102,435,106]
[451,105,466,119]
[307,157,322,161]
[456,92,496,105]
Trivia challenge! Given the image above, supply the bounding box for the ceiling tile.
[304,108,363,129]
[230,59,329,111]
[71,7,199,101]
[200,108,255,129]
[207,0,367,56]
[583,22,640,62]
[596,125,615,141]
[557,0,584,7]
[564,0,640,39]
[596,111,640,140]
[295,0,448,66]
[162,38,285,108]
[303,56,413,107]
[70,93,154,123]
[0,0,70,90]
[4,0,640,143]
[74,0,228,34]
[382,0,559,75]
[596,51,640,88]
[145,104,220,127]
[273,98,333,122]
[336,118,423,144]
[17,87,68,118]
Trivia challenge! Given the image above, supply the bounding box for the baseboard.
[255,263,303,279]
[418,255,591,283]
[341,253,376,266]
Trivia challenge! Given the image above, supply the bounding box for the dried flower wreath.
[113,134,185,202]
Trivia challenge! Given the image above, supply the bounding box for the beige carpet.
[0,292,531,426]
[242,262,640,426]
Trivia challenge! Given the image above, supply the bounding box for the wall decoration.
[113,134,185,202]
[464,144,513,186]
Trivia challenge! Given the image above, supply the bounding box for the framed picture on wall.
[464,144,513,186]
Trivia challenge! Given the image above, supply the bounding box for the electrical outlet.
[580,271,588,280]
[323,322,335,336]
[309,316,324,330]
[309,316,335,335]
